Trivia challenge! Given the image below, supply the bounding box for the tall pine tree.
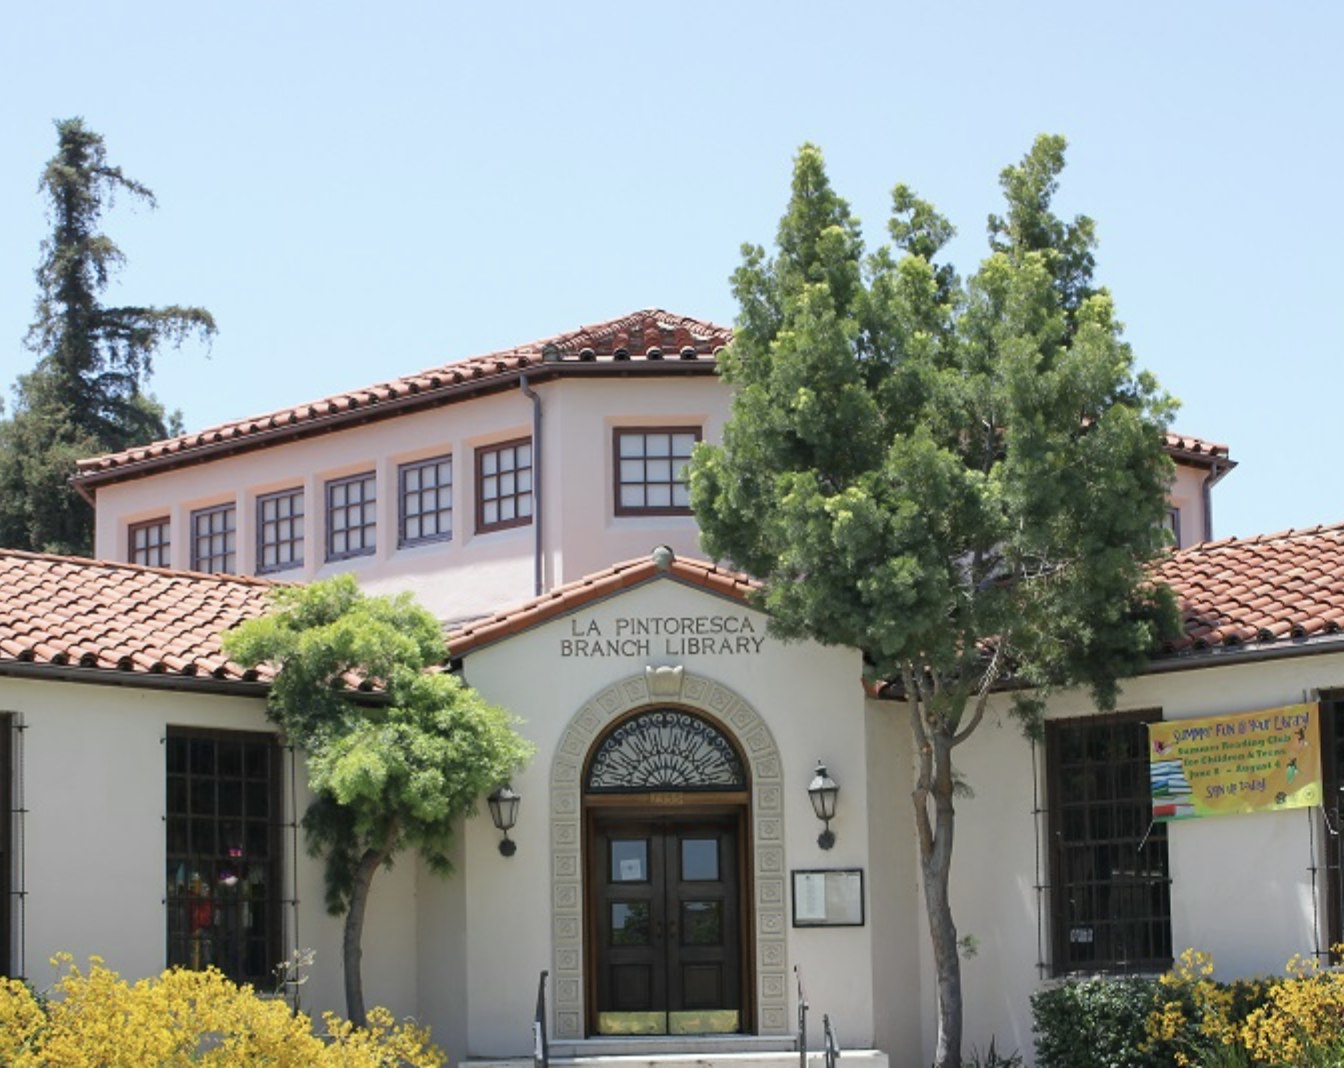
[691,137,1178,1068]
[0,118,215,555]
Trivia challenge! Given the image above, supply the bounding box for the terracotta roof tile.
[0,549,277,684]
[70,306,1222,489]
[1155,522,1344,657]
[447,550,761,657]
[73,310,732,486]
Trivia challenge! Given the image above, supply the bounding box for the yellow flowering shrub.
[1239,952,1344,1067]
[1147,947,1344,1068]
[0,955,444,1067]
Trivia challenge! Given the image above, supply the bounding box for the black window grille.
[1046,711,1171,974]
[165,728,282,986]
[1321,694,1344,953]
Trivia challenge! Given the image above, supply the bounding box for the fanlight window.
[586,709,746,792]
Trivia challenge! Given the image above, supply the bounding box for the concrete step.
[464,1047,889,1068]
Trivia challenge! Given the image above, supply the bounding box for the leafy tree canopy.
[224,575,533,1026]
[0,117,214,555]
[689,135,1179,1068]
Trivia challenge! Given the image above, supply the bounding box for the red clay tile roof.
[1162,431,1234,469]
[73,309,732,488]
[1156,522,1344,657]
[447,550,761,657]
[9,522,1335,691]
[70,306,1226,490]
[0,549,278,684]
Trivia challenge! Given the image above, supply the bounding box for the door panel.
[591,816,741,1035]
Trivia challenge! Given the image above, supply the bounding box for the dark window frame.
[325,471,377,562]
[256,487,305,575]
[1321,692,1344,954]
[1046,709,1171,975]
[165,726,283,987]
[398,454,454,548]
[129,517,171,568]
[613,426,701,517]
[190,503,237,574]
[475,437,533,534]
[0,714,10,976]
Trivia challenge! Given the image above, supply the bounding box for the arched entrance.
[549,668,789,1040]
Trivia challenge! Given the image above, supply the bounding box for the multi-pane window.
[130,518,171,568]
[614,428,700,515]
[1321,694,1344,952]
[399,455,453,547]
[326,472,376,561]
[165,728,281,986]
[1,715,11,976]
[257,489,304,574]
[190,504,236,574]
[1046,711,1171,974]
[476,439,532,532]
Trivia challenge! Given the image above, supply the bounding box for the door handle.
[654,919,664,940]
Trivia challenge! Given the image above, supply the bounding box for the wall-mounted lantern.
[487,784,521,857]
[807,762,839,850]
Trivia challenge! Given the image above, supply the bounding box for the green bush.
[1032,976,1174,1068]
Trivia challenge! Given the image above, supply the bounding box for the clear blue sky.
[2,1,1339,540]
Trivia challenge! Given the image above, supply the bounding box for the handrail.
[533,969,549,1068]
[795,965,808,1068]
[822,1013,841,1068]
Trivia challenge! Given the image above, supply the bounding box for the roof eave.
[72,359,719,491]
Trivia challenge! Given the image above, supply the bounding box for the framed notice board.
[791,868,865,927]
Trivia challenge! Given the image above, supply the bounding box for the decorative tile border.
[549,668,788,1037]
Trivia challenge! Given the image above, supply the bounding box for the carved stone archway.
[549,667,788,1038]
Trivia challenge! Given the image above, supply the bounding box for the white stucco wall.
[0,674,420,1046]
[454,576,875,1058]
[90,375,731,624]
[910,648,1344,1066]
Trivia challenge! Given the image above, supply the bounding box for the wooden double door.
[589,813,744,1035]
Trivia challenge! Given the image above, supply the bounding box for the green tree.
[690,136,1177,1068]
[0,117,214,555]
[224,576,534,1026]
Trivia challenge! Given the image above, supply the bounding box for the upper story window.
[399,455,453,547]
[257,488,304,575]
[476,438,532,533]
[1165,508,1182,548]
[190,504,236,574]
[615,427,700,516]
[326,472,376,561]
[130,517,171,568]
[1046,711,1171,975]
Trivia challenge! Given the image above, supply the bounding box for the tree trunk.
[914,725,963,1068]
[343,845,386,1028]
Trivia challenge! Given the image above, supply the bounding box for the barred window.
[326,472,376,561]
[1047,711,1171,974]
[257,488,304,574]
[476,439,532,533]
[190,504,236,574]
[399,455,453,547]
[1322,694,1344,952]
[165,728,282,986]
[1,714,11,976]
[614,428,700,515]
[130,517,171,568]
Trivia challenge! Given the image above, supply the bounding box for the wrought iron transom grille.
[586,709,746,793]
